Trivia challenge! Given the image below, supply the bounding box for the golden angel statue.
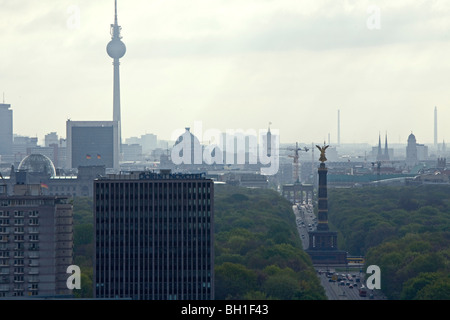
[316,144,329,162]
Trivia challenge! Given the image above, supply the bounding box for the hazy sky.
[1,0,450,146]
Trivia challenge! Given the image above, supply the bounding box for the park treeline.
[214,184,326,300]
[328,185,450,300]
[71,185,326,300]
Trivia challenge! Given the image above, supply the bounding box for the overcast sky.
[1,0,450,146]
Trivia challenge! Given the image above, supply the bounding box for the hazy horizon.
[1,1,449,146]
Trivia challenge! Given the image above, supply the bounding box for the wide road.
[292,204,316,250]
[292,204,387,300]
[317,269,368,300]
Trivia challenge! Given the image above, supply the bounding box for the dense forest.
[71,185,326,300]
[328,185,450,300]
[214,184,326,300]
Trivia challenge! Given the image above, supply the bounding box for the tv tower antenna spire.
[107,0,126,153]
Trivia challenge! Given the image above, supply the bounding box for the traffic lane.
[319,274,344,300]
[318,272,368,300]
[293,205,310,249]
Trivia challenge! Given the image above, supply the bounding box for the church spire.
[384,132,389,160]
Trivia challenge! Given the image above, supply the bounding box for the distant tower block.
[107,0,126,152]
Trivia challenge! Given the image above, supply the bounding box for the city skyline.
[1,1,450,145]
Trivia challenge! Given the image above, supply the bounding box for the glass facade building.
[94,171,214,300]
[66,121,119,170]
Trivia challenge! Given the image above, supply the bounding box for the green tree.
[215,262,258,299]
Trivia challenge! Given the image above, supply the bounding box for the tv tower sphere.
[107,38,126,59]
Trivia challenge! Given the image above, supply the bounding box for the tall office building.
[0,103,13,156]
[406,133,418,166]
[0,184,73,298]
[66,120,119,171]
[94,170,214,300]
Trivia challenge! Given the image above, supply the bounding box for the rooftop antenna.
[115,0,118,24]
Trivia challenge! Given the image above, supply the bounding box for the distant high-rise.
[107,0,126,153]
[0,103,13,156]
[44,132,58,148]
[406,133,418,166]
[66,120,120,170]
[94,170,214,300]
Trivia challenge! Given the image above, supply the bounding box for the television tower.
[107,0,126,152]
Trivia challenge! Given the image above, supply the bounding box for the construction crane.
[284,142,309,183]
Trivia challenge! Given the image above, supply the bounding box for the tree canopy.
[214,184,326,300]
[328,185,450,300]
